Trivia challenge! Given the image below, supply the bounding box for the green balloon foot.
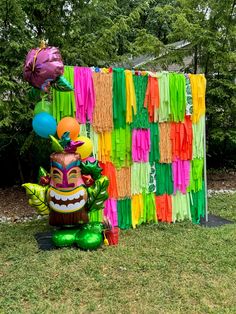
[75,230,103,250]
[52,229,78,247]
[52,223,104,250]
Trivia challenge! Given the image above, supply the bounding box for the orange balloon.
[57,117,80,140]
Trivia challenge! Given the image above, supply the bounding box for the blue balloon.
[32,112,57,138]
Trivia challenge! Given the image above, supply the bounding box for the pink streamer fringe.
[132,129,151,162]
[74,67,95,123]
[104,198,118,227]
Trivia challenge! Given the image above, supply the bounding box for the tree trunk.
[17,154,25,184]
[205,54,209,77]
[194,45,198,74]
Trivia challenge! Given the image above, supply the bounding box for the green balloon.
[75,230,103,250]
[52,229,77,247]
[34,100,53,115]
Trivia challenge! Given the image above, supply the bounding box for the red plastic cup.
[105,227,119,245]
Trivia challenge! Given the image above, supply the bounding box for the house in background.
[118,40,200,73]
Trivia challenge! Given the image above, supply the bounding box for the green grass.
[0,193,236,314]
[208,193,236,222]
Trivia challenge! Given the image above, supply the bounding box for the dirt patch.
[0,186,36,222]
[207,171,236,190]
[0,172,235,221]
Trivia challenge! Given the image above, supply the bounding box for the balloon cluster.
[24,42,92,158]
[22,44,110,251]
[32,113,93,159]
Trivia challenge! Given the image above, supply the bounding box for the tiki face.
[47,153,87,213]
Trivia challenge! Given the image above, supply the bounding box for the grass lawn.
[0,193,236,314]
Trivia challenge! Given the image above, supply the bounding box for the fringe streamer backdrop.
[52,66,206,228]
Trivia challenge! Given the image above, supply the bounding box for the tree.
[0,0,235,186]
[167,0,236,167]
[0,0,161,185]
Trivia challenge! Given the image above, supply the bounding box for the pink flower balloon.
[23,46,64,90]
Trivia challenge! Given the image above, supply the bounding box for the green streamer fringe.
[117,198,132,229]
[52,66,76,122]
[155,162,174,196]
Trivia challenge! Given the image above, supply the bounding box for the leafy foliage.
[80,160,102,180]
[0,0,235,186]
[22,183,49,214]
[165,0,236,167]
[87,176,109,212]
[207,75,236,167]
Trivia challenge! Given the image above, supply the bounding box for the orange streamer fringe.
[92,72,113,133]
[159,122,172,163]
[155,194,172,223]
[144,76,160,122]
[115,167,131,199]
[100,162,118,199]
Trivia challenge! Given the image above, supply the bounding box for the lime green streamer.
[188,158,204,192]
[155,162,173,196]
[172,191,191,223]
[112,68,126,129]
[169,73,186,122]
[52,66,76,122]
[131,75,150,129]
[131,162,151,195]
[89,209,103,223]
[192,116,204,159]
[157,72,170,122]
[117,198,132,229]
[111,125,131,168]
[90,126,99,159]
[149,123,160,162]
[189,181,205,224]
[79,124,87,136]
[141,192,157,224]
[79,124,99,159]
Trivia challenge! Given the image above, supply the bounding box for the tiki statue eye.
[69,169,78,178]
[52,169,61,179]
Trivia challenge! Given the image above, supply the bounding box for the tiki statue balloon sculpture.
[23,43,109,249]
[23,143,109,249]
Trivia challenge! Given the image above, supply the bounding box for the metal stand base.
[200,214,234,227]
[35,232,56,251]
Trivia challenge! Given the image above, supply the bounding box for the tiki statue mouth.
[48,186,87,213]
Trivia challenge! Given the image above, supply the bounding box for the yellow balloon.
[76,136,93,159]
